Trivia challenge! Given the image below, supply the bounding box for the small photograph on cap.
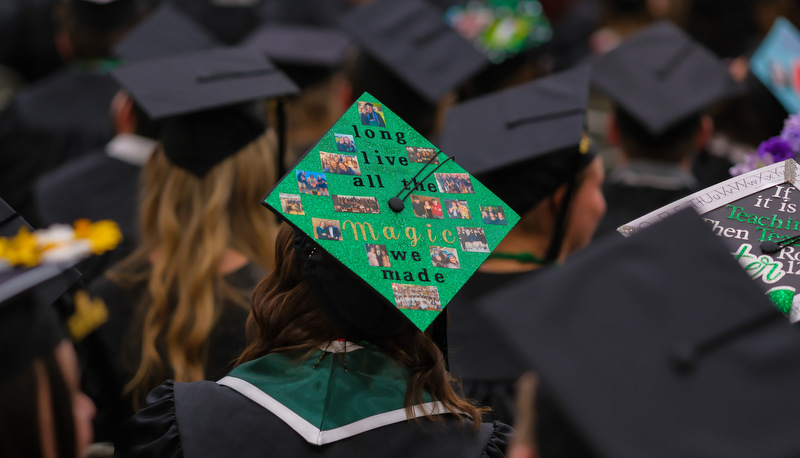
[365,243,391,267]
[406,146,439,164]
[296,170,329,196]
[430,246,460,269]
[312,218,342,241]
[410,194,444,219]
[435,173,475,194]
[480,205,508,225]
[334,133,358,153]
[320,151,361,176]
[445,199,471,219]
[392,283,442,311]
[332,195,380,214]
[357,101,387,127]
[457,227,489,252]
[279,193,304,215]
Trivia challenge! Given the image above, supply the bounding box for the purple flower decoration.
[781,114,800,152]
[757,136,794,162]
[730,153,766,176]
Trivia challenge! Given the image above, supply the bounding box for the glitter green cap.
[263,92,520,333]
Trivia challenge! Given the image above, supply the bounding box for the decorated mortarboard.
[339,0,490,104]
[480,209,800,457]
[112,47,298,177]
[0,219,122,383]
[262,92,519,336]
[444,0,552,64]
[440,64,594,215]
[113,3,219,62]
[71,0,144,31]
[592,21,740,135]
[620,114,800,322]
[242,24,351,88]
[750,17,800,115]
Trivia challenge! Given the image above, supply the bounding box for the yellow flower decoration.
[5,227,41,267]
[68,290,109,341]
[73,219,123,255]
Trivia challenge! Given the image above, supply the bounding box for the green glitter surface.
[264,93,519,332]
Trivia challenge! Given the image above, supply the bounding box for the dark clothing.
[0,69,118,224]
[116,379,510,458]
[595,183,695,238]
[448,270,533,424]
[360,111,386,127]
[82,263,263,442]
[33,151,143,283]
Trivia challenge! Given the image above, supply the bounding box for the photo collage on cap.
[264,92,519,331]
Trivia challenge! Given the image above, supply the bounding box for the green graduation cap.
[262,92,520,334]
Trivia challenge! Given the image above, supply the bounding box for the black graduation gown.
[448,270,533,425]
[116,380,511,458]
[33,151,142,283]
[0,69,118,224]
[82,263,264,442]
[594,182,695,239]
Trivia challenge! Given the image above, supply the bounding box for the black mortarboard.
[440,64,594,215]
[112,47,299,177]
[113,3,218,62]
[0,265,71,384]
[171,0,266,45]
[0,199,81,307]
[339,0,490,104]
[480,209,800,457]
[592,21,741,135]
[243,24,351,89]
[71,0,143,32]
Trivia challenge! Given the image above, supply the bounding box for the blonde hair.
[110,132,278,405]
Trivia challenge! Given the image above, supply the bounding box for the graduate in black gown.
[116,91,513,455]
[439,65,605,426]
[31,5,218,286]
[0,0,144,225]
[591,21,741,238]
[484,210,800,458]
[81,48,298,442]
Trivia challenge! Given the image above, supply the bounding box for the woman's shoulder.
[117,380,512,458]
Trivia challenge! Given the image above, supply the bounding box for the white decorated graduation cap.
[479,209,800,457]
[242,24,351,88]
[112,47,299,176]
[339,0,490,104]
[114,3,219,62]
[619,159,800,322]
[261,92,519,340]
[71,0,145,31]
[440,64,594,215]
[592,21,741,135]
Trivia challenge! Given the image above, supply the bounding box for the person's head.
[55,0,145,61]
[514,156,606,262]
[0,340,95,458]
[110,131,279,405]
[110,90,160,139]
[237,224,485,425]
[608,106,712,165]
